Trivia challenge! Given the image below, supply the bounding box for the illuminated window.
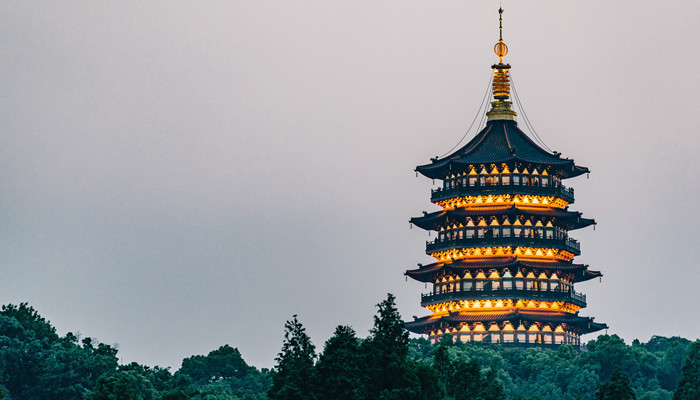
[502,175,510,185]
[503,278,513,290]
[513,175,520,185]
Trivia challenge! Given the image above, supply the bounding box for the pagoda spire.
[487,7,517,122]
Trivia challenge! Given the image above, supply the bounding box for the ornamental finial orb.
[494,41,508,58]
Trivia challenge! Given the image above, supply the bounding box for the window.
[555,334,565,344]
[503,279,513,290]
[513,175,520,185]
[502,175,510,185]
[469,177,477,186]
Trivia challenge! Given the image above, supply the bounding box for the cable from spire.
[510,73,554,153]
[438,73,493,158]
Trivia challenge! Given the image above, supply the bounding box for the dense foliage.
[0,299,698,400]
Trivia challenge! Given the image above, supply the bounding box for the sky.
[1,1,700,370]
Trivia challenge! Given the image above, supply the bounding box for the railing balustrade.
[425,235,580,254]
[421,287,587,307]
[431,181,575,203]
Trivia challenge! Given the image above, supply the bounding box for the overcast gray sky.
[1,1,699,370]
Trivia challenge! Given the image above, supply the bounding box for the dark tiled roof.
[410,205,595,231]
[405,256,601,283]
[416,120,588,180]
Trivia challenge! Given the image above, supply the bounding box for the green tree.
[673,341,700,400]
[361,293,412,398]
[314,325,363,400]
[87,370,157,400]
[268,315,316,400]
[179,345,252,385]
[596,368,636,400]
[160,389,189,400]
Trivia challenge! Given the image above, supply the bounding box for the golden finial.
[494,7,508,63]
[486,7,517,121]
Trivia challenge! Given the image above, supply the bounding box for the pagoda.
[404,9,606,347]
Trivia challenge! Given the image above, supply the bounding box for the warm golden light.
[430,246,575,262]
[436,194,569,209]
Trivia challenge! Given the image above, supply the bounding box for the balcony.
[426,235,581,255]
[421,287,587,308]
[431,182,575,203]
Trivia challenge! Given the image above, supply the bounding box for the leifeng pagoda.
[404,9,606,347]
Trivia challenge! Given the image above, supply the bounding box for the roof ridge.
[456,124,493,159]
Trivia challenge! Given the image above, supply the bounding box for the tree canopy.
[0,300,697,400]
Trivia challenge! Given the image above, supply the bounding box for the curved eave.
[410,206,595,231]
[415,121,589,180]
[417,158,587,180]
[405,310,606,335]
[405,257,598,283]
